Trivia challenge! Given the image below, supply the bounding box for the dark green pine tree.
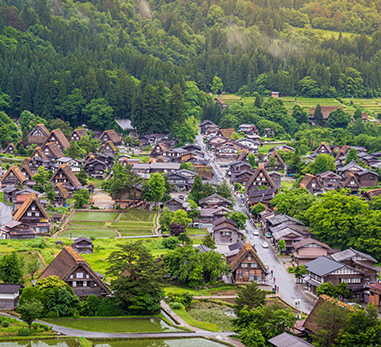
[152,81,169,133]
[20,80,33,113]
[168,83,185,133]
[114,70,135,119]
[314,104,324,126]
[254,95,262,108]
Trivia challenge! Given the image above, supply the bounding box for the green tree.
[211,76,223,94]
[326,108,351,129]
[292,104,308,124]
[254,95,262,108]
[75,168,88,186]
[293,265,308,283]
[82,98,114,131]
[48,119,73,138]
[370,195,381,210]
[337,304,381,347]
[305,190,368,247]
[142,173,166,207]
[78,135,99,154]
[168,84,186,133]
[44,182,56,203]
[73,189,90,208]
[314,104,324,126]
[0,252,24,284]
[250,203,265,219]
[314,300,349,347]
[107,241,164,315]
[202,233,216,249]
[171,209,192,227]
[66,141,85,159]
[234,282,266,315]
[187,199,201,222]
[159,207,173,232]
[26,260,40,281]
[277,239,286,253]
[17,300,43,329]
[303,153,336,175]
[189,174,203,204]
[345,147,360,165]
[216,180,233,202]
[353,108,363,120]
[180,162,194,171]
[248,152,258,169]
[227,211,247,229]
[32,166,50,188]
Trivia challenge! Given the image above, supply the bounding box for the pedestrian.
[271,270,273,276]
[274,277,276,283]
[277,286,279,293]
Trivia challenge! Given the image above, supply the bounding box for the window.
[27,212,32,217]
[35,212,40,217]
[242,263,248,268]
[251,263,257,268]
[83,281,87,287]
[312,183,316,188]
[31,206,35,211]
[76,272,84,279]
[70,275,73,279]
[248,256,251,260]
[86,274,89,279]
[72,281,76,287]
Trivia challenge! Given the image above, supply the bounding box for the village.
[0,101,378,346]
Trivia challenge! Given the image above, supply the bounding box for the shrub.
[18,328,30,336]
[169,302,184,310]
[161,237,179,250]
[167,292,194,307]
[1,321,9,327]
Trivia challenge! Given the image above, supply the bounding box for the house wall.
[0,293,19,309]
[214,227,242,244]
[358,173,378,187]
[233,255,265,282]
[166,201,183,212]
[369,291,380,306]
[298,247,328,257]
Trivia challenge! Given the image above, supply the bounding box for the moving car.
[262,241,269,248]
[253,230,259,236]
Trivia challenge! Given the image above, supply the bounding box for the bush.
[161,237,179,250]
[169,302,184,310]
[167,292,194,307]
[18,328,30,336]
[1,320,9,327]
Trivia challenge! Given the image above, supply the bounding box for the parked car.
[262,241,269,248]
[266,232,272,238]
[253,230,259,236]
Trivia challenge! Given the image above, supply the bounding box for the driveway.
[92,190,114,209]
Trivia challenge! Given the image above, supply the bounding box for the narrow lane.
[195,132,314,314]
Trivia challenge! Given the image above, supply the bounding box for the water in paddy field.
[0,339,78,347]
[93,338,227,347]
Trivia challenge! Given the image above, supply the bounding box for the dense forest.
[1,0,381,134]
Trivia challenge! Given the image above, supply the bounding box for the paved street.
[195,132,314,314]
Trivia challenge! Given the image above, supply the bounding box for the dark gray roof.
[337,159,365,172]
[331,247,377,263]
[269,332,314,347]
[196,244,211,253]
[305,256,344,276]
[0,284,21,293]
[267,214,304,227]
[228,241,244,252]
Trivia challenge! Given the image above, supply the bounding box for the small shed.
[0,284,21,310]
[71,237,94,254]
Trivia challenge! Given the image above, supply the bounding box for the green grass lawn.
[110,221,154,228]
[117,228,153,236]
[70,221,106,226]
[43,317,182,333]
[186,227,207,236]
[119,211,157,222]
[281,180,295,189]
[172,307,219,332]
[71,212,118,221]
[60,228,117,238]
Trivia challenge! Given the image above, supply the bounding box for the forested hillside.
[1,0,381,134]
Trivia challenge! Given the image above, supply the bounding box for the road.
[195,132,314,314]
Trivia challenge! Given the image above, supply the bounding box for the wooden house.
[87,182,96,194]
[98,141,118,157]
[292,238,332,266]
[14,188,40,209]
[165,197,187,212]
[200,120,217,133]
[214,97,228,111]
[246,165,277,196]
[268,171,282,189]
[70,129,88,142]
[71,237,94,254]
[42,142,64,159]
[314,142,332,155]
[304,256,366,298]
[54,182,69,207]
[337,159,365,178]
[315,171,341,190]
[38,246,110,297]
[341,173,360,193]
[166,172,190,191]
[0,166,27,188]
[299,174,323,194]
[235,139,259,154]
[4,143,16,155]
[230,243,267,283]
[99,130,122,146]
[150,143,167,158]
[369,283,381,308]
[13,193,51,233]
[28,124,50,145]
[309,105,344,122]
[50,163,82,193]
[112,186,147,209]
[20,164,34,182]
[331,248,379,284]
[231,170,253,186]
[215,142,239,160]
[362,188,381,201]
[0,220,35,239]
[43,129,70,151]
[356,169,378,187]
[0,284,21,310]
[264,151,285,172]
[199,193,232,209]
[263,128,274,137]
[198,206,231,223]
[238,124,259,135]
[83,155,107,180]
[31,147,48,161]
[212,217,244,244]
